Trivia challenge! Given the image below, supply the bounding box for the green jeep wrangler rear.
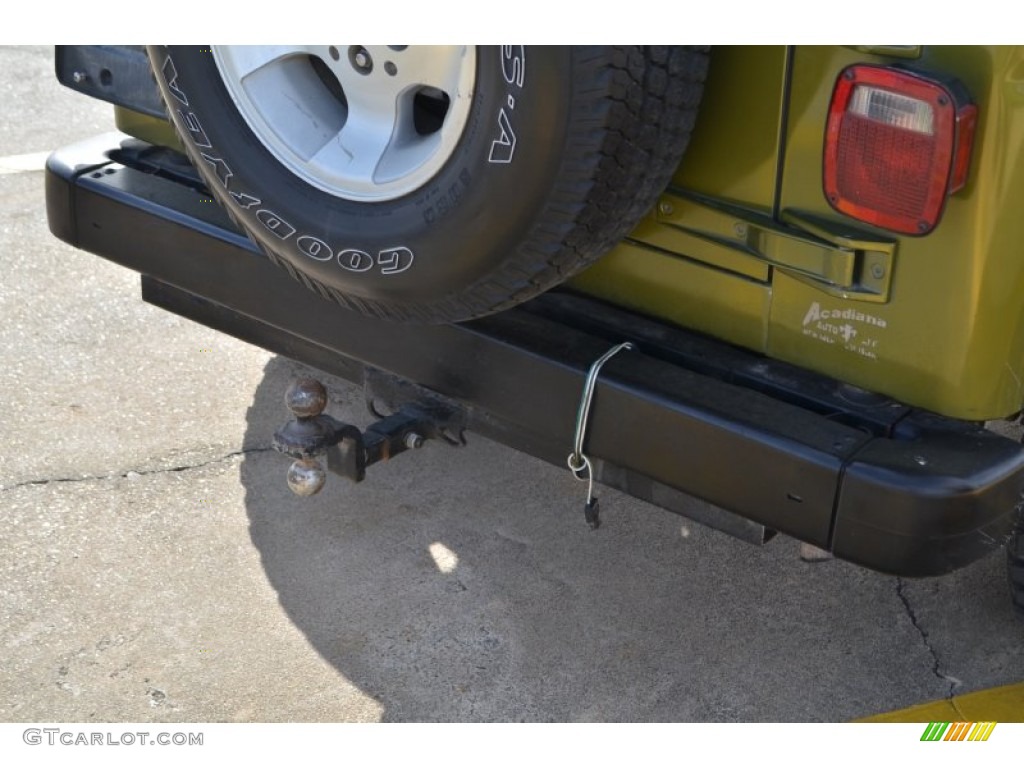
[46,45,1024,613]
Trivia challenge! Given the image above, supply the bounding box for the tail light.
[823,65,977,236]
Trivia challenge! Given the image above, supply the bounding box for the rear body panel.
[574,45,1024,421]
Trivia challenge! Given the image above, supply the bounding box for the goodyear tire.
[148,45,708,323]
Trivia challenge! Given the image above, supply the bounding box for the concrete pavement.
[1,46,1022,723]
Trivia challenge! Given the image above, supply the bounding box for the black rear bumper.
[45,133,1024,577]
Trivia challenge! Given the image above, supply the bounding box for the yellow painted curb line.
[857,681,1024,723]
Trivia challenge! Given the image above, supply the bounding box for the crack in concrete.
[0,446,275,492]
[896,577,962,704]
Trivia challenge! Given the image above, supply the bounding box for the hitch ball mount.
[272,377,463,496]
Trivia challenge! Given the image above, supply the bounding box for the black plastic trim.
[56,46,165,118]
[45,135,1024,576]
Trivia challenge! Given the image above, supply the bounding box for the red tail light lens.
[823,65,977,236]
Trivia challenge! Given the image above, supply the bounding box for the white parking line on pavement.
[0,151,51,174]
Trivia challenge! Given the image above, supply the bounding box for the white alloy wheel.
[212,45,476,202]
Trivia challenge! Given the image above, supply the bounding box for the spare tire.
[148,45,708,323]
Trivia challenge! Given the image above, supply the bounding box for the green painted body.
[573,45,1024,421]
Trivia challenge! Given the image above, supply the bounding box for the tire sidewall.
[149,45,572,305]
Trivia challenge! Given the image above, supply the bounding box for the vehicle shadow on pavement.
[239,356,1024,722]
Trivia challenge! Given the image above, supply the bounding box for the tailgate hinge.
[652,190,897,303]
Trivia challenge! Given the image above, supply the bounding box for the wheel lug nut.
[349,46,373,74]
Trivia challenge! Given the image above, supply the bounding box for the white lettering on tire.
[200,153,233,190]
[162,56,188,106]
[488,109,516,164]
[229,191,262,209]
[378,247,415,275]
[256,210,296,240]
[338,249,374,273]
[179,111,212,149]
[489,46,524,164]
[501,46,525,87]
[297,236,333,262]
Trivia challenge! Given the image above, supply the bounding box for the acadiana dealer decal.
[801,301,886,360]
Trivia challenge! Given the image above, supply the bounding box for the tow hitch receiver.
[272,377,463,496]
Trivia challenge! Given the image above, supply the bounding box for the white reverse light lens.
[849,85,935,134]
